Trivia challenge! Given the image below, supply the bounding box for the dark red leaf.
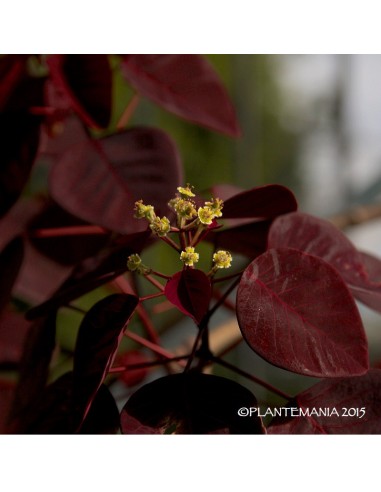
[13,372,119,434]
[236,248,369,377]
[222,184,298,220]
[25,230,150,320]
[268,369,381,434]
[120,373,265,434]
[209,220,271,258]
[78,384,120,434]
[72,294,138,429]
[49,127,183,234]
[7,312,57,432]
[268,212,367,284]
[0,309,31,366]
[268,212,381,312]
[164,269,211,324]
[47,55,112,129]
[116,350,150,387]
[0,380,16,433]
[121,55,240,137]
[360,251,381,282]
[28,200,111,265]
[0,55,27,110]
[0,237,24,314]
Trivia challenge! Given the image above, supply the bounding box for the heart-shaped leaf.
[268,212,381,312]
[72,293,138,429]
[120,373,265,434]
[268,369,381,434]
[49,127,182,234]
[164,269,211,324]
[47,55,112,129]
[236,248,369,377]
[222,184,298,219]
[121,55,240,137]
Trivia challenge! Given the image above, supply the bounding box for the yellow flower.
[169,198,197,220]
[198,206,214,225]
[180,246,199,267]
[213,250,232,269]
[177,185,195,198]
[134,200,155,221]
[149,216,171,237]
[205,197,224,218]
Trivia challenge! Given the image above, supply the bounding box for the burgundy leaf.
[25,230,150,320]
[164,269,211,324]
[78,384,120,434]
[7,312,57,432]
[47,55,112,129]
[268,369,381,434]
[28,200,111,265]
[236,248,369,377]
[121,55,240,137]
[209,220,271,258]
[222,184,298,220]
[360,251,381,282]
[0,237,24,314]
[268,212,367,285]
[0,309,31,366]
[0,55,27,110]
[0,380,16,433]
[49,127,182,234]
[72,294,138,429]
[120,373,265,434]
[0,74,44,217]
[12,372,119,434]
[268,212,381,312]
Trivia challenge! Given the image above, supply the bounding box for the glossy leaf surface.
[47,55,112,129]
[236,248,369,377]
[121,55,240,137]
[164,269,211,324]
[49,127,182,234]
[72,294,138,428]
[268,369,381,434]
[121,373,264,434]
[268,212,381,312]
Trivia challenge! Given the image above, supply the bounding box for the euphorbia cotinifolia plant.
[1,54,381,434]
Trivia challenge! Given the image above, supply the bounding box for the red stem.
[113,276,161,344]
[29,225,108,237]
[117,93,141,129]
[124,329,186,367]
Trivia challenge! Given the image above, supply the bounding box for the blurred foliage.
[113,54,300,194]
